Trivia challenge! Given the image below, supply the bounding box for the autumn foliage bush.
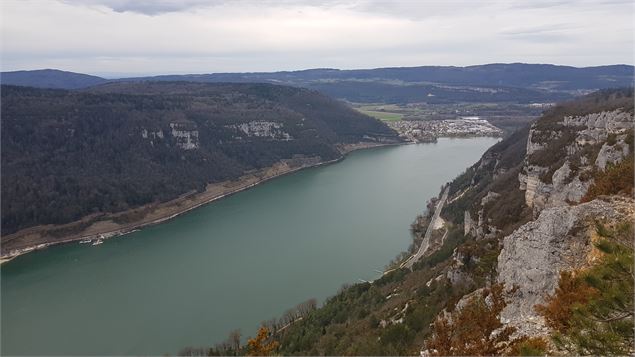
[582,155,634,202]
[536,222,634,355]
[246,327,279,356]
[507,337,549,356]
[535,271,599,331]
[425,284,516,356]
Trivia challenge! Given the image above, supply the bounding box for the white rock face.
[141,128,164,139]
[596,140,630,170]
[525,127,546,156]
[481,191,501,206]
[563,110,632,147]
[519,109,633,214]
[547,161,592,205]
[523,174,542,208]
[230,121,292,140]
[563,110,632,142]
[170,123,199,150]
[497,197,635,337]
[464,211,474,236]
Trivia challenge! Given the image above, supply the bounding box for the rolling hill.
[2,64,632,104]
[1,82,398,242]
[0,69,107,89]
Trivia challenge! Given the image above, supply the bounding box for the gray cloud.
[506,0,632,10]
[499,24,577,43]
[59,0,217,15]
[58,0,344,15]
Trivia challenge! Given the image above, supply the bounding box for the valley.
[260,88,634,356]
[2,1,633,355]
[0,138,499,355]
[1,82,399,258]
[1,64,633,357]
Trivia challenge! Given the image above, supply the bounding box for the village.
[387,117,504,142]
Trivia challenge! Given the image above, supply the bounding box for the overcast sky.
[1,0,633,77]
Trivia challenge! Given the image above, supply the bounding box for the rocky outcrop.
[596,139,631,170]
[525,128,546,156]
[446,247,477,286]
[229,121,292,140]
[528,160,592,211]
[497,196,635,338]
[140,128,164,140]
[169,123,199,150]
[518,165,544,208]
[141,124,200,150]
[140,128,165,147]
[463,191,502,239]
[519,109,633,215]
[563,110,632,142]
[420,92,634,353]
[464,211,475,236]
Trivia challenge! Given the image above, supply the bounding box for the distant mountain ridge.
[0,69,107,89]
[130,63,634,90]
[2,64,633,103]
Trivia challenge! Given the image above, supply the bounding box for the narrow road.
[401,187,449,270]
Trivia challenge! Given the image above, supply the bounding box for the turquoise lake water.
[1,137,498,355]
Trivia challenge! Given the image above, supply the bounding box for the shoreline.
[0,141,403,264]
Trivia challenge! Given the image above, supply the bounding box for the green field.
[356,109,404,121]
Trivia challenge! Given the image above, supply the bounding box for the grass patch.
[356,109,404,121]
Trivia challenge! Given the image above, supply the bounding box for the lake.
[1,137,498,355]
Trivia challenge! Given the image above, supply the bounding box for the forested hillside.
[1,82,397,236]
[3,64,633,104]
[201,88,634,356]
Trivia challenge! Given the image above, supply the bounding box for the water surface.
[1,137,498,355]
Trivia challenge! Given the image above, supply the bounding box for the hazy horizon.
[3,61,634,80]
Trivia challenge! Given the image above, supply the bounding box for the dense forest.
[1,82,397,235]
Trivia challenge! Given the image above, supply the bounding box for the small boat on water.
[92,239,103,246]
[79,239,92,244]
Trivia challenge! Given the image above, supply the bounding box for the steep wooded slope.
[246,89,634,356]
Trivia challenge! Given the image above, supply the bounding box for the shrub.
[380,324,413,353]
[582,155,634,202]
[426,284,516,356]
[537,222,634,355]
[535,271,598,331]
[507,337,549,356]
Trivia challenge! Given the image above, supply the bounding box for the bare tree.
[281,309,296,326]
[262,318,280,334]
[228,329,241,352]
[296,298,317,318]
[177,347,207,356]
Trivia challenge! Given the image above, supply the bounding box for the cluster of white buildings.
[388,117,503,142]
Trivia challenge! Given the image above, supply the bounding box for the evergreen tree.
[540,222,634,355]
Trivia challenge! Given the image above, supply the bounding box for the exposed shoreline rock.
[1,141,400,262]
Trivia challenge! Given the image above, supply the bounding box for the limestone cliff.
[519,108,632,216]
[497,196,634,338]
[423,88,633,354]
